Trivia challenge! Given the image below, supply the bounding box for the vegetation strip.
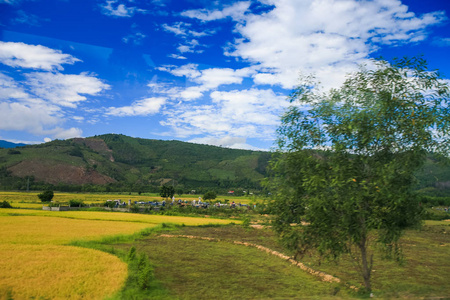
[158,234,354,288]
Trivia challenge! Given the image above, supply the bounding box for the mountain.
[0,140,27,149]
[0,134,271,194]
[0,133,449,197]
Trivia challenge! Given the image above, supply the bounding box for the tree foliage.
[269,57,450,291]
[159,185,175,199]
[37,190,54,202]
[203,191,217,200]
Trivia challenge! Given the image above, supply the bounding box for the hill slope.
[0,140,27,149]
[0,134,270,193]
[0,134,449,197]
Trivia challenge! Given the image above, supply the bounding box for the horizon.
[1,0,450,150]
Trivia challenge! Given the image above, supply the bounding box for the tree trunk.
[359,236,372,292]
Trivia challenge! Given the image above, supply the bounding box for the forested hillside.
[0,133,449,198]
[0,134,270,194]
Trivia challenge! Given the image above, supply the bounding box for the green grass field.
[120,223,449,299]
[1,192,449,299]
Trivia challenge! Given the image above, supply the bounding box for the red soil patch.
[9,160,116,185]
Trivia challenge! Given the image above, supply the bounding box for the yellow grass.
[0,191,259,206]
[0,207,239,299]
[0,244,127,300]
[0,216,152,245]
[9,202,46,209]
[0,208,239,226]
[0,215,149,299]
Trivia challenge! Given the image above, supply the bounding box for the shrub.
[127,246,137,261]
[1,201,13,208]
[131,204,140,213]
[137,253,153,290]
[38,190,54,202]
[69,199,85,207]
[104,201,116,208]
[203,191,217,200]
[7,149,21,155]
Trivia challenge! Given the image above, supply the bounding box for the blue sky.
[0,0,449,150]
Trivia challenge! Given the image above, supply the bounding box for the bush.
[422,208,450,220]
[137,253,153,290]
[0,201,13,208]
[203,191,217,200]
[7,149,21,155]
[131,204,141,213]
[37,190,54,202]
[69,199,85,207]
[104,201,116,208]
[127,246,137,261]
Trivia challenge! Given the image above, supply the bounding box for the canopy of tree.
[268,57,450,291]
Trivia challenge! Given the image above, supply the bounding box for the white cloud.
[177,39,202,53]
[160,63,201,79]
[122,32,146,45]
[50,127,83,139]
[160,88,288,140]
[106,97,166,116]
[0,0,21,4]
[0,76,84,140]
[0,41,80,71]
[189,136,264,150]
[159,64,254,100]
[168,54,187,60]
[0,43,105,141]
[194,67,251,89]
[162,22,215,37]
[26,72,110,108]
[432,37,450,46]
[100,0,147,18]
[0,101,60,133]
[225,0,446,90]
[13,10,49,26]
[181,1,251,22]
[0,73,28,99]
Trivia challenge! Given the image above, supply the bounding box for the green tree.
[203,191,217,200]
[1,201,13,208]
[37,190,54,202]
[159,185,175,199]
[269,57,450,292]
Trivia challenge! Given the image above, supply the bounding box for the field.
[0,191,257,208]
[1,192,449,299]
[120,222,450,299]
[0,206,238,300]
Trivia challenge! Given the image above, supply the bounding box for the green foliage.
[127,246,137,261]
[1,200,13,208]
[68,199,85,207]
[104,201,115,208]
[203,190,217,200]
[68,146,84,158]
[269,57,450,291]
[37,190,54,202]
[130,204,140,213]
[160,185,175,199]
[7,149,21,155]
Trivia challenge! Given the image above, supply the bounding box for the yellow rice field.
[0,216,152,245]
[0,208,238,225]
[0,208,238,299]
[0,244,127,300]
